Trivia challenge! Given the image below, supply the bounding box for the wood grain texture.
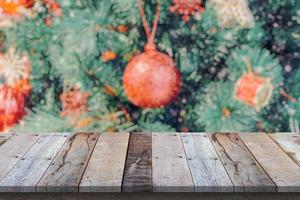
[0,133,14,147]
[0,133,70,192]
[152,133,194,192]
[37,132,99,192]
[209,133,275,192]
[270,133,300,166]
[80,133,129,192]
[181,133,233,192]
[122,133,152,192]
[0,132,299,193]
[0,134,40,182]
[239,133,300,192]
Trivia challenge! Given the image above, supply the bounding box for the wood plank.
[80,133,129,192]
[239,133,300,192]
[270,134,300,166]
[0,133,70,192]
[37,132,99,192]
[0,133,14,147]
[181,133,233,192]
[152,133,194,192]
[122,133,152,192]
[209,133,275,192]
[0,134,40,182]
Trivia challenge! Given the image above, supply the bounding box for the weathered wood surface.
[0,134,40,182]
[0,133,70,192]
[270,133,300,166]
[80,133,129,192]
[0,133,13,146]
[122,133,152,192]
[152,133,194,192]
[37,132,99,192]
[209,133,275,192]
[0,132,299,193]
[239,133,300,192]
[181,133,233,192]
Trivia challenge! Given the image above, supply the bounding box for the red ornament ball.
[123,47,181,108]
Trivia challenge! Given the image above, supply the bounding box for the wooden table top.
[0,132,299,193]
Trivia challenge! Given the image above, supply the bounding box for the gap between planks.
[37,132,100,192]
[268,133,300,167]
[0,132,299,193]
[239,133,300,192]
[0,133,41,183]
[0,133,71,192]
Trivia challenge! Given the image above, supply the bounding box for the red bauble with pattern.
[123,46,181,108]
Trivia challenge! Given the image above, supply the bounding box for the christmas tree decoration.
[235,72,274,111]
[169,0,205,22]
[117,25,129,33]
[0,79,31,131]
[196,82,258,132]
[0,0,25,16]
[207,0,255,28]
[0,47,32,131]
[12,78,32,96]
[123,0,181,108]
[227,46,283,109]
[60,86,90,119]
[0,0,28,27]
[0,47,31,86]
[1,0,298,133]
[101,50,117,62]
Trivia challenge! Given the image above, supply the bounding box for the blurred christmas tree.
[0,0,299,133]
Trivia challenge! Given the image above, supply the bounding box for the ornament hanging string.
[137,0,161,50]
[242,57,253,73]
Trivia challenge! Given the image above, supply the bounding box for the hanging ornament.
[0,79,31,132]
[169,0,205,22]
[101,50,117,62]
[0,47,32,131]
[0,47,31,86]
[0,0,28,27]
[207,0,255,28]
[234,58,274,111]
[123,0,181,108]
[60,86,90,119]
[0,0,25,16]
